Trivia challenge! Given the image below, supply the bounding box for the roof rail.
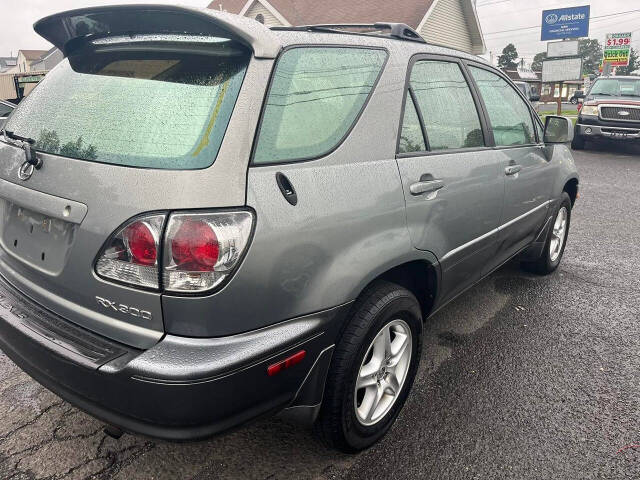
[271,22,426,44]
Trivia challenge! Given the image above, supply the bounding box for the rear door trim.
[0,177,87,224]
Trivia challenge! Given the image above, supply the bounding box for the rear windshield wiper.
[3,130,35,144]
[2,130,42,169]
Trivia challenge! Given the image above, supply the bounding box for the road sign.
[541,5,590,41]
[16,75,44,84]
[542,57,583,83]
[603,32,632,67]
[547,40,580,58]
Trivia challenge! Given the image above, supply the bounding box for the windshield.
[589,78,640,97]
[5,42,249,169]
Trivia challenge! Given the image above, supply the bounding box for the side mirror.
[543,116,574,143]
[530,94,541,102]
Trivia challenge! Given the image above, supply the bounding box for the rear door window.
[398,94,426,153]
[253,47,387,164]
[5,40,249,169]
[407,60,484,151]
[469,66,535,147]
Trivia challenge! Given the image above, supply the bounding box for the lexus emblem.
[619,110,630,116]
[18,161,34,181]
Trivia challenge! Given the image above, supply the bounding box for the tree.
[35,130,98,160]
[578,38,603,76]
[497,43,519,70]
[36,129,60,153]
[616,48,639,75]
[60,136,97,160]
[531,52,547,71]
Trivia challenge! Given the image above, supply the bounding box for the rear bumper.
[0,274,348,440]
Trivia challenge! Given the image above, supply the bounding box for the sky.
[477,0,640,63]
[1,0,639,65]
[0,0,210,57]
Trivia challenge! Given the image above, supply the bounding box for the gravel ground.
[0,142,639,479]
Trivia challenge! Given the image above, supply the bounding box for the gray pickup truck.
[0,5,578,452]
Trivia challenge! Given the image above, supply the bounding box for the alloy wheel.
[354,319,412,426]
[549,206,568,262]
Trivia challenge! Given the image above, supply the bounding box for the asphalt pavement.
[1,142,639,479]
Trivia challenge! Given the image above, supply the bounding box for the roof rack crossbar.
[272,22,426,44]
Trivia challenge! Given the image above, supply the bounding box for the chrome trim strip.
[598,103,640,110]
[496,200,552,232]
[576,123,640,132]
[441,228,496,262]
[440,200,552,262]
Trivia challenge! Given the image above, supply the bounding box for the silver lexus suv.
[0,5,578,453]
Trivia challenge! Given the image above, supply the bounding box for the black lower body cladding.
[0,274,349,440]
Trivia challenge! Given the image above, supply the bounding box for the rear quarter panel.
[162,43,437,337]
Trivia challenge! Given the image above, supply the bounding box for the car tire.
[521,192,572,275]
[313,281,422,453]
[571,133,585,150]
[570,98,577,104]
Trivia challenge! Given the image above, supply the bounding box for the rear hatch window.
[5,37,250,169]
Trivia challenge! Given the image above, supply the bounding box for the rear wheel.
[522,192,571,275]
[314,281,422,453]
[570,97,578,104]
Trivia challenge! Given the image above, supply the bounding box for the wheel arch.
[563,177,579,206]
[351,259,439,323]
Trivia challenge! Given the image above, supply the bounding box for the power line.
[488,13,640,45]
[477,0,511,6]
[484,8,640,36]
[487,13,640,52]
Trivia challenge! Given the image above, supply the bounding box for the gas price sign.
[604,33,632,66]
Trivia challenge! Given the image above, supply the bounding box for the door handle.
[505,165,522,176]
[410,179,444,196]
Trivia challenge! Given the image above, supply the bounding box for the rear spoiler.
[34,4,282,59]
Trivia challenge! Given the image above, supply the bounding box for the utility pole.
[556,81,563,115]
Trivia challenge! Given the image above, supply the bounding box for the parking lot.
[0,143,639,480]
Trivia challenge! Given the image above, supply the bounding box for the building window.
[255,14,265,24]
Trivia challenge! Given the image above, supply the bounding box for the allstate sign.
[541,5,590,41]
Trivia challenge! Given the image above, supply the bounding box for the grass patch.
[539,114,577,126]
[538,109,577,116]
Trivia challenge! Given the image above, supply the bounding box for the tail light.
[163,211,253,293]
[95,214,165,289]
[95,210,253,293]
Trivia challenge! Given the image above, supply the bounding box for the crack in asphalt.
[0,400,65,443]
